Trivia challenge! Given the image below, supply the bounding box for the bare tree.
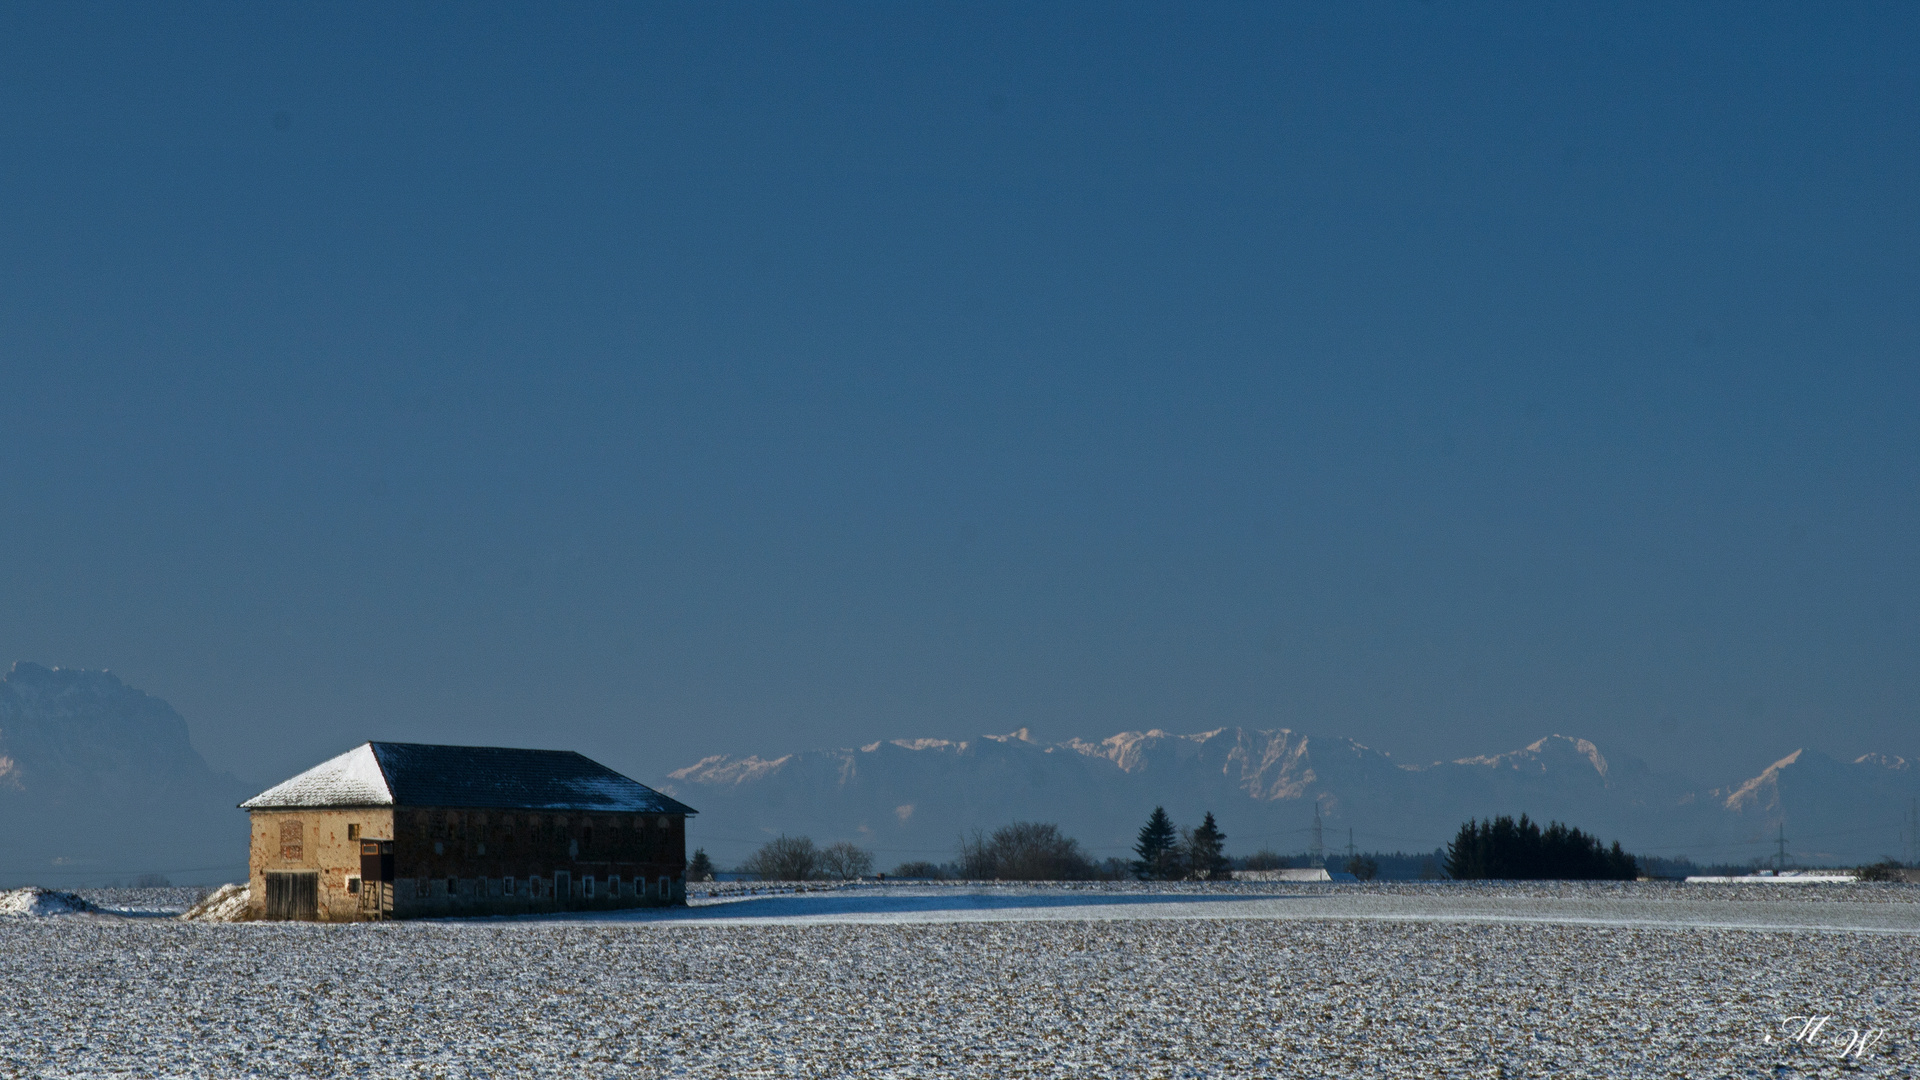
[956,822,1096,880]
[1242,850,1286,871]
[818,841,875,880]
[741,835,821,881]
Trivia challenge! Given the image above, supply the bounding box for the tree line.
[700,809,1650,882]
[716,806,1244,882]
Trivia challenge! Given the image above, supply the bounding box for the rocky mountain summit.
[0,662,247,886]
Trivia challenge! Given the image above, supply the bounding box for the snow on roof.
[241,743,392,809]
[240,742,696,814]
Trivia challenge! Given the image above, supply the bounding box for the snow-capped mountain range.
[1,660,1911,883]
[660,728,1918,867]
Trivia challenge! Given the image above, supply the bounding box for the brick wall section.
[390,808,687,917]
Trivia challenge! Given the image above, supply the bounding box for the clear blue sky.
[2,3,1915,789]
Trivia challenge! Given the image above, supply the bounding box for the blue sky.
[1,3,1915,788]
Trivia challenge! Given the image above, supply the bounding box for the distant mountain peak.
[667,753,794,788]
[879,737,962,752]
[4,660,129,702]
[1448,734,1611,784]
[0,662,248,885]
[0,661,212,791]
[983,728,1039,744]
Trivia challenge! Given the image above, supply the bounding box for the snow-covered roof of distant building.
[240,742,697,814]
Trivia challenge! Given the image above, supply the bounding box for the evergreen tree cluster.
[1443,815,1638,880]
[1133,806,1234,880]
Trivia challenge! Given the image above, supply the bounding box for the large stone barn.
[239,742,696,921]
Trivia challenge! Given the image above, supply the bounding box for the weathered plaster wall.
[246,808,394,921]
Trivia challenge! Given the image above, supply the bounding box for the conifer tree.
[687,848,716,882]
[1133,806,1178,880]
[1185,812,1231,880]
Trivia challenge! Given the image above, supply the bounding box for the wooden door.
[264,872,319,920]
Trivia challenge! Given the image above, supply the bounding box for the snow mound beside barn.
[181,883,251,922]
[0,887,99,916]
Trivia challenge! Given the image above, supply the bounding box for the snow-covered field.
[1,882,1914,1078]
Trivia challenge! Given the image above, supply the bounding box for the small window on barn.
[502,875,515,896]
[583,876,595,898]
[607,875,621,897]
[659,876,671,897]
[434,841,444,855]
[346,876,360,894]
[447,877,458,896]
[476,842,486,856]
[347,824,360,841]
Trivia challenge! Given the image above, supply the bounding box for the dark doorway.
[360,840,393,882]
[264,872,319,920]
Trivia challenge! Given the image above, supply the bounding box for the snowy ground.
[1,882,1914,1078]
[75,886,213,916]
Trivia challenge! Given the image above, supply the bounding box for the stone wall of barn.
[246,808,396,922]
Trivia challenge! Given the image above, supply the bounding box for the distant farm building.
[239,742,696,921]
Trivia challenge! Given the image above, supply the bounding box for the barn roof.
[239,742,697,814]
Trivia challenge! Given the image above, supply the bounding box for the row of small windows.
[400,874,676,901]
[416,813,675,838]
[277,831,668,866]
